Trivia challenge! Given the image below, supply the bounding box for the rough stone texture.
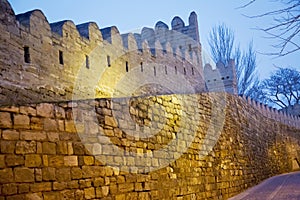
[0,1,300,199]
[0,94,299,199]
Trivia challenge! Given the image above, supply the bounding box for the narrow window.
[192,67,194,75]
[188,44,192,52]
[85,55,89,69]
[107,55,111,67]
[165,66,168,75]
[24,46,30,63]
[126,61,129,72]
[140,62,143,72]
[183,67,186,75]
[59,50,64,65]
[175,66,177,74]
[154,66,156,76]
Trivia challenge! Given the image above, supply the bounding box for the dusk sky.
[8,0,300,79]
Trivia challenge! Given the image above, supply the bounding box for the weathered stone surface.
[37,103,54,118]
[14,114,30,129]
[2,130,19,140]
[15,141,36,154]
[6,155,24,167]
[14,167,35,183]
[25,155,42,167]
[0,112,12,128]
[0,168,14,183]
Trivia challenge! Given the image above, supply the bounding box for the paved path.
[229,171,300,200]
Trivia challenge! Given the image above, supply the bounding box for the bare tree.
[260,67,300,108]
[240,0,300,56]
[208,24,259,96]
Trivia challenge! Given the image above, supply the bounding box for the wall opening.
[140,62,143,72]
[154,66,156,76]
[126,61,129,72]
[192,67,194,75]
[165,66,167,75]
[175,66,177,74]
[85,55,89,69]
[183,67,186,75]
[59,50,64,65]
[107,55,111,67]
[24,46,30,63]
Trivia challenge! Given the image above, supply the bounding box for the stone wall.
[0,0,207,106]
[0,93,299,200]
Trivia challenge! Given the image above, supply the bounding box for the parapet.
[204,60,237,94]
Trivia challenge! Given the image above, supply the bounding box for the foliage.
[259,67,300,108]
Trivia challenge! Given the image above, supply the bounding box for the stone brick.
[0,155,5,168]
[67,180,79,189]
[47,132,59,142]
[20,131,47,141]
[56,168,71,182]
[6,194,26,200]
[30,182,52,192]
[57,141,69,155]
[2,183,17,195]
[14,114,30,129]
[35,168,42,182]
[0,106,19,113]
[71,167,82,179]
[42,167,56,181]
[60,190,75,199]
[0,112,12,128]
[30,117,43,130]
[25,154,42,167]
[84,187,95,199]
[42,142,56,154]
[53,181,67,191]
[15,141,36,154]
[83,156,94,165]
[48,155,64,167]
[6,155,24,167]
[105,116,118,127]
[25,193,43,200]
[14,167,35,183]
[54,106,65,119]
[20,106,36,116]
[64,156,78,166]
[2,130,19,140]
[43,192,60,200]
[37,103,54,118]
[65,120,76,133]
[1,140,16,153]
[18,184,30,194]
[44,118,58,131]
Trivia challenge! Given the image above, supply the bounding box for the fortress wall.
[0,0,205,106]
[0,93,299,199]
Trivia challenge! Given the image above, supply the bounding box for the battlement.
[0,0,206,105]
[203,60,237,94]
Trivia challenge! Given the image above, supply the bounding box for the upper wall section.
[0,0,205,106]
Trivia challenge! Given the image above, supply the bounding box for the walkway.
[229,171,300,200]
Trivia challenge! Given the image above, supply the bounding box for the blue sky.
[8,0,299,79]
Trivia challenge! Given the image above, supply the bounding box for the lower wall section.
[0,93,299,200]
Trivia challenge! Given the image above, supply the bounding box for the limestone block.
[37,103,54,118]
[42,142,56,154]
[6,155,24,167]
[14,167,35,183]
[14,114,30,129]
[1,140,16,153]
[0,112,12,128]
[2,130,19,140]
[0,168,14,183]
[42,167,56,181]
[25,154,42,167]
[64,156,78,166]
[30,182,52,192]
